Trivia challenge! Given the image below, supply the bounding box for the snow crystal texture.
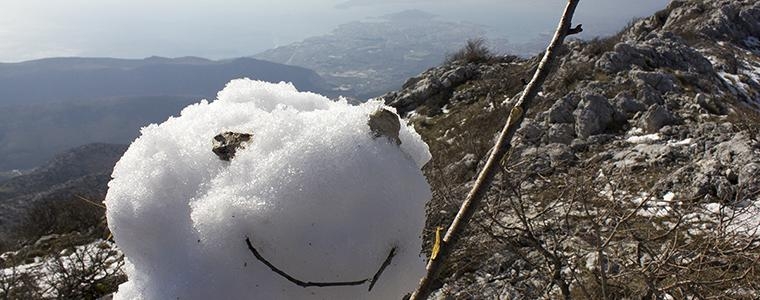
[105,79,432,299]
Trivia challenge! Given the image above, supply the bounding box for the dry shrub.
[447,38,494,64]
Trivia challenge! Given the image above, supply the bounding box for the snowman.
[105,79,432,299]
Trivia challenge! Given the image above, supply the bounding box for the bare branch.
[408,1,582,299]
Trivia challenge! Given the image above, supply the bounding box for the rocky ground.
[382,0,760,298]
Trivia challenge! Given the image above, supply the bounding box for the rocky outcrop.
[380,63,479,115]
[385,0,760,298]
[598,32,714,74]
[661,0,760,46]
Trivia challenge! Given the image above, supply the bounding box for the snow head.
[104,79,432,299]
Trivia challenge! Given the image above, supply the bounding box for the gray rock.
[695,93,727,115]
[574,94,615,138]
[597,33,713,74]
[712,132,754,165]
[516,119,543,145]
[546,94,580,124]
[518,147,554,175]
[636,85,664,106]
[639,105,675,133]
[441,66,476,88]
[368,109,402,145]
[631,70,678,93]
[613,93,647,116]
[663,0,760,46]
[212,132,253,161]
[382,63,478,115]
[546,143,577,167]
[545,123,575,145]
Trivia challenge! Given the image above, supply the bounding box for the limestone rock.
[597,33,713,74]
[546,94,579,124]
[639,104,675,133]
[545,123,575,145]
[368,109,402,145]
[613,93,647,117]
[695,93,727,115]
[574,94,615,138]
[381,63,478,115]
[631,70,678,93]
[516,119,543,145]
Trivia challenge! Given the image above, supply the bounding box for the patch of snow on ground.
[744,61,760,85]
[1,240,123,298]
[667,138,693,146]
[741,60,760,106]
[724,200,760,236]
[626,127,644,135]
[626,133,661,144]
[632,192,675,218]
[688,200,760,237]
[719,71,750,93]
[700,49,759,105]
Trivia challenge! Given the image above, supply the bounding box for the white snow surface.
[105,79,432,299]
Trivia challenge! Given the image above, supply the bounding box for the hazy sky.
[0,0,669,63]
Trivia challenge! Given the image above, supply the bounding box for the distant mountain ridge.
[0,56,332,106]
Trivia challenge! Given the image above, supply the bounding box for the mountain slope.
[383,0,760,298]
[0,143,127,251]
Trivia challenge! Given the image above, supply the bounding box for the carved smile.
[245,236,396,291]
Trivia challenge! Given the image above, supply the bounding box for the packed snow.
[105,79,432,299]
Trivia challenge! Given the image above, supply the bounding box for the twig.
[244,237,368,288]
[244,237,397,290]
[74,194,106,209]
[368,247,396,291]
[407,1,582,299]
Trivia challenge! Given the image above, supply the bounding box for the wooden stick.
[408,1,582,299]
